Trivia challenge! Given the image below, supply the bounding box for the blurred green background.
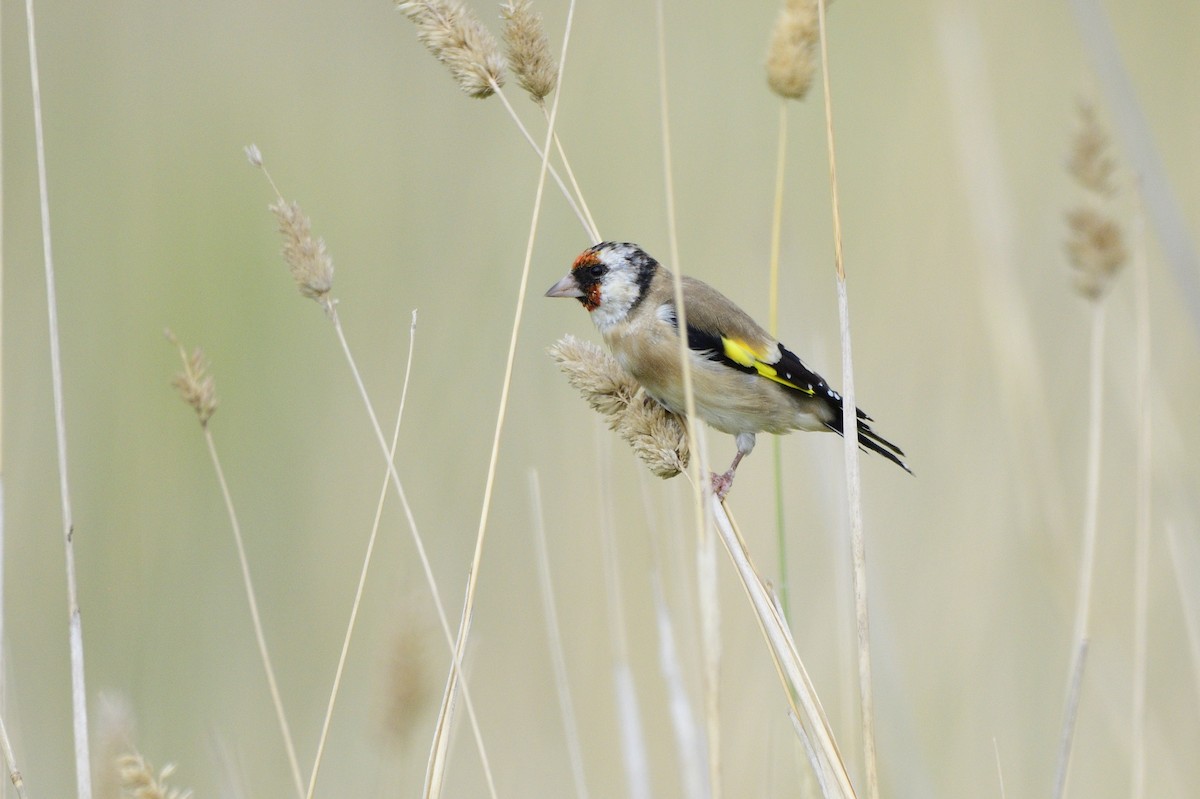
[3,0,1198,796]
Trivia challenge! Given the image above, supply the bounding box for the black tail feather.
[825,413,911,474]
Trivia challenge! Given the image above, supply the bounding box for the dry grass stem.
[549,336,689,478]
[168,326,302,797]
[714,499,856,797]
[198,409,306,798]
[530,470,592,799]
[766,0,819,100]
[306,311,419,799]
[0,711,29,799]
[652,5,721,794]
[23,0,93,793]
[1131,192,1151,799]
[117,754,192,799]
[165,331,218,426]
[398,0,507,98]
[500,0,557,102]
[816,0,879,792]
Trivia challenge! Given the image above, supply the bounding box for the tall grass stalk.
[652,3,720,795]
[652,577,709,799]
[1054,301,1108,799]
[319,311,498,799]
[431,1,578,784]
[1165,524,1200,703]
[713,497,854,798]
[768,102,790,618]
[23,1,92,794]
[305,310,418,799]
[1130,190,1150,799]
[177,370,305,798]
[596,431,652,799]
[528,470,591,799]
[0,711,29,799]
[815,2,878,794]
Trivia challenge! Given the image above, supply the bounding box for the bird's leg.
[711,432,756,500]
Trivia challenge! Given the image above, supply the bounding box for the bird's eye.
[588,264,607,279]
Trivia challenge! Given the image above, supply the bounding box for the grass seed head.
[166,330,218,426]
[766,0,820,100]
[398,0,507,98]
[550,335,689,478]
[117,753,193,799]
[500,0,557,102]
[270,198,335,307]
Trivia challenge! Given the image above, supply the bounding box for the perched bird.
[546,241,909,498]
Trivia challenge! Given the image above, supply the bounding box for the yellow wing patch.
[720,337,815,395]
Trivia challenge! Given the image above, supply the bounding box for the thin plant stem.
[712,494,855,799]
[306,310,418,799]
[1055,301,1108,799]
[595,431,651,799]
[429,2,579,788]
[993,738,1007,799]
[529,470,591,799]
[321,307,498,799]
[491,85,598,243]
[538,104,600,244]
[23,1,91,795]
[0,711,29,799]
[1131,190,1150,799]
[202,426,306,799]
[768,100,790,619]
[1054,638,1091,799]
[1165,524,1200,704]
[815,2,878,795]
[652,4,720,797]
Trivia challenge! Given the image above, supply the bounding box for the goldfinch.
[546,241,909,497]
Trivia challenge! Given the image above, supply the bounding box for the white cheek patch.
[590,275,643,332]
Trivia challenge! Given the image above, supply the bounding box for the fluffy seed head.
[500,0,557,101]
[766,0,819,100]
[1064,102,1126,300]
[166,330,218,426]
[1065,207,1127,300]
[1068,103,1117,197]
[270,199,335,306]
[550,335,689,478]
[398,0,507,98]
[118,752,193,799]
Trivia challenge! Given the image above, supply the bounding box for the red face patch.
[572,250,604,312]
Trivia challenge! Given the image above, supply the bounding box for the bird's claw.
[710,470,735,501]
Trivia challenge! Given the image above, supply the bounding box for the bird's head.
[545,242,660,331]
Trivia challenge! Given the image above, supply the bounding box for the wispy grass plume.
[117,753,192,799]
[397,0,507,98]
[500,0,557,103]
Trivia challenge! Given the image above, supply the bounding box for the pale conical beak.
[545,273,584,299]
